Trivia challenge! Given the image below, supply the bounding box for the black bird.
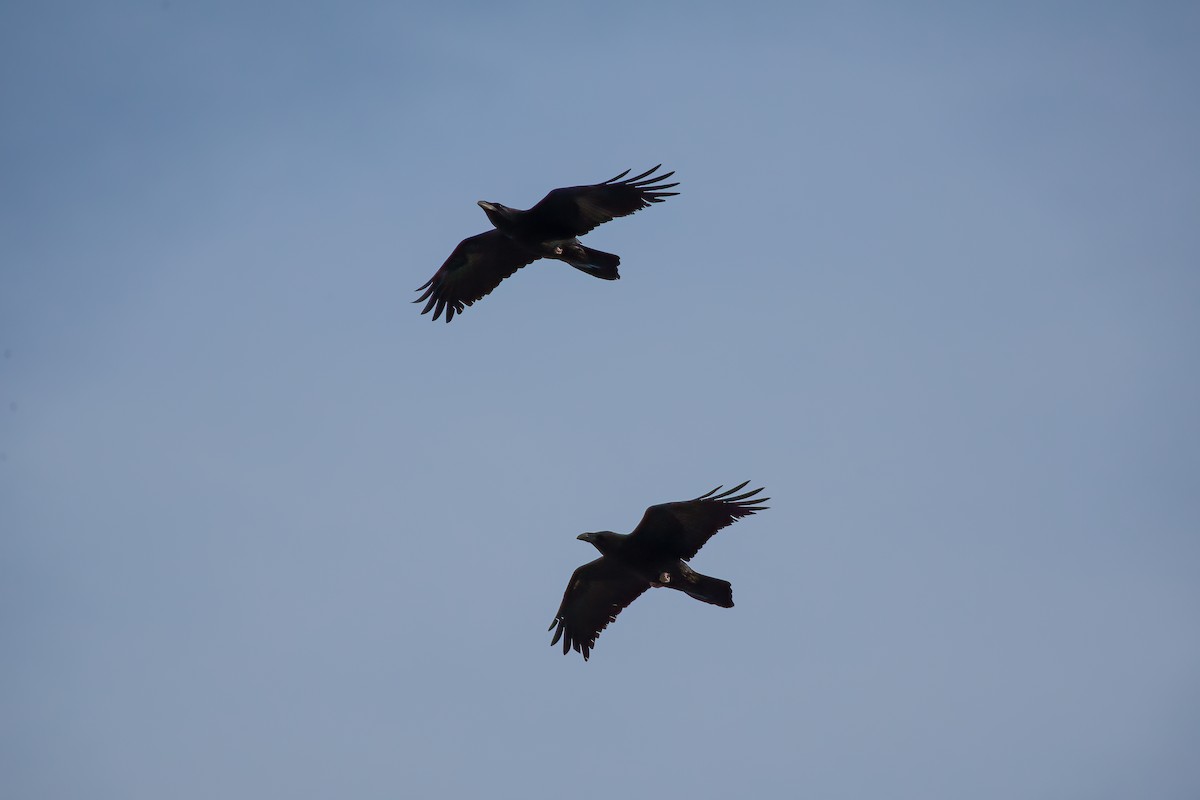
[415,166,679,322]
[549,482,768,661]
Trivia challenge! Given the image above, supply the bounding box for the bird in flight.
[415,166,679,322]
[549,482,768,661]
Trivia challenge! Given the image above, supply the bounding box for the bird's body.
[477,201,619,277]
[549,482,768,661]
[416,166,678,322]
[578,530,736,607]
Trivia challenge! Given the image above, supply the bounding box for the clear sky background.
[2,2,1198,798]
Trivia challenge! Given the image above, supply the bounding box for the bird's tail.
[563,246,621,281]
[679,567,734,608]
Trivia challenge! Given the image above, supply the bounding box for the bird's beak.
[576,533,591,542]
[477,201,494,211]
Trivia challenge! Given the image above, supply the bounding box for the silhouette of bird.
[549,482,768,661]
[416,166,678,322]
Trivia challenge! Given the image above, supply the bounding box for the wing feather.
[522,165,679,239]
[628,482,769,561]
[414,230,539,322]
[548,557,649,661]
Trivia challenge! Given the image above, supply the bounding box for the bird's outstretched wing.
[549,557,649,661]
[524,165,679,239]
[414,230,539,322]
[628,482,769,561]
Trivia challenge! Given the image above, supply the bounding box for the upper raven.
[549,482,768,661]
[415,166,679,322]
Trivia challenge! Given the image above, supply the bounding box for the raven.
[549,482,768,661]
[415,166,678,322]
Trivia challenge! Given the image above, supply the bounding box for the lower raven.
[549,482,768,661]
[415,166,678,322]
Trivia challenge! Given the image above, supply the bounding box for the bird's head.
[577,531,619,554]
[477,200,514,227]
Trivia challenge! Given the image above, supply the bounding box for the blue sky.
[3,2,1199,797]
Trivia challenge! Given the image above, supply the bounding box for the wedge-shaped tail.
[678,563,734,608]
[563,245,620,280]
